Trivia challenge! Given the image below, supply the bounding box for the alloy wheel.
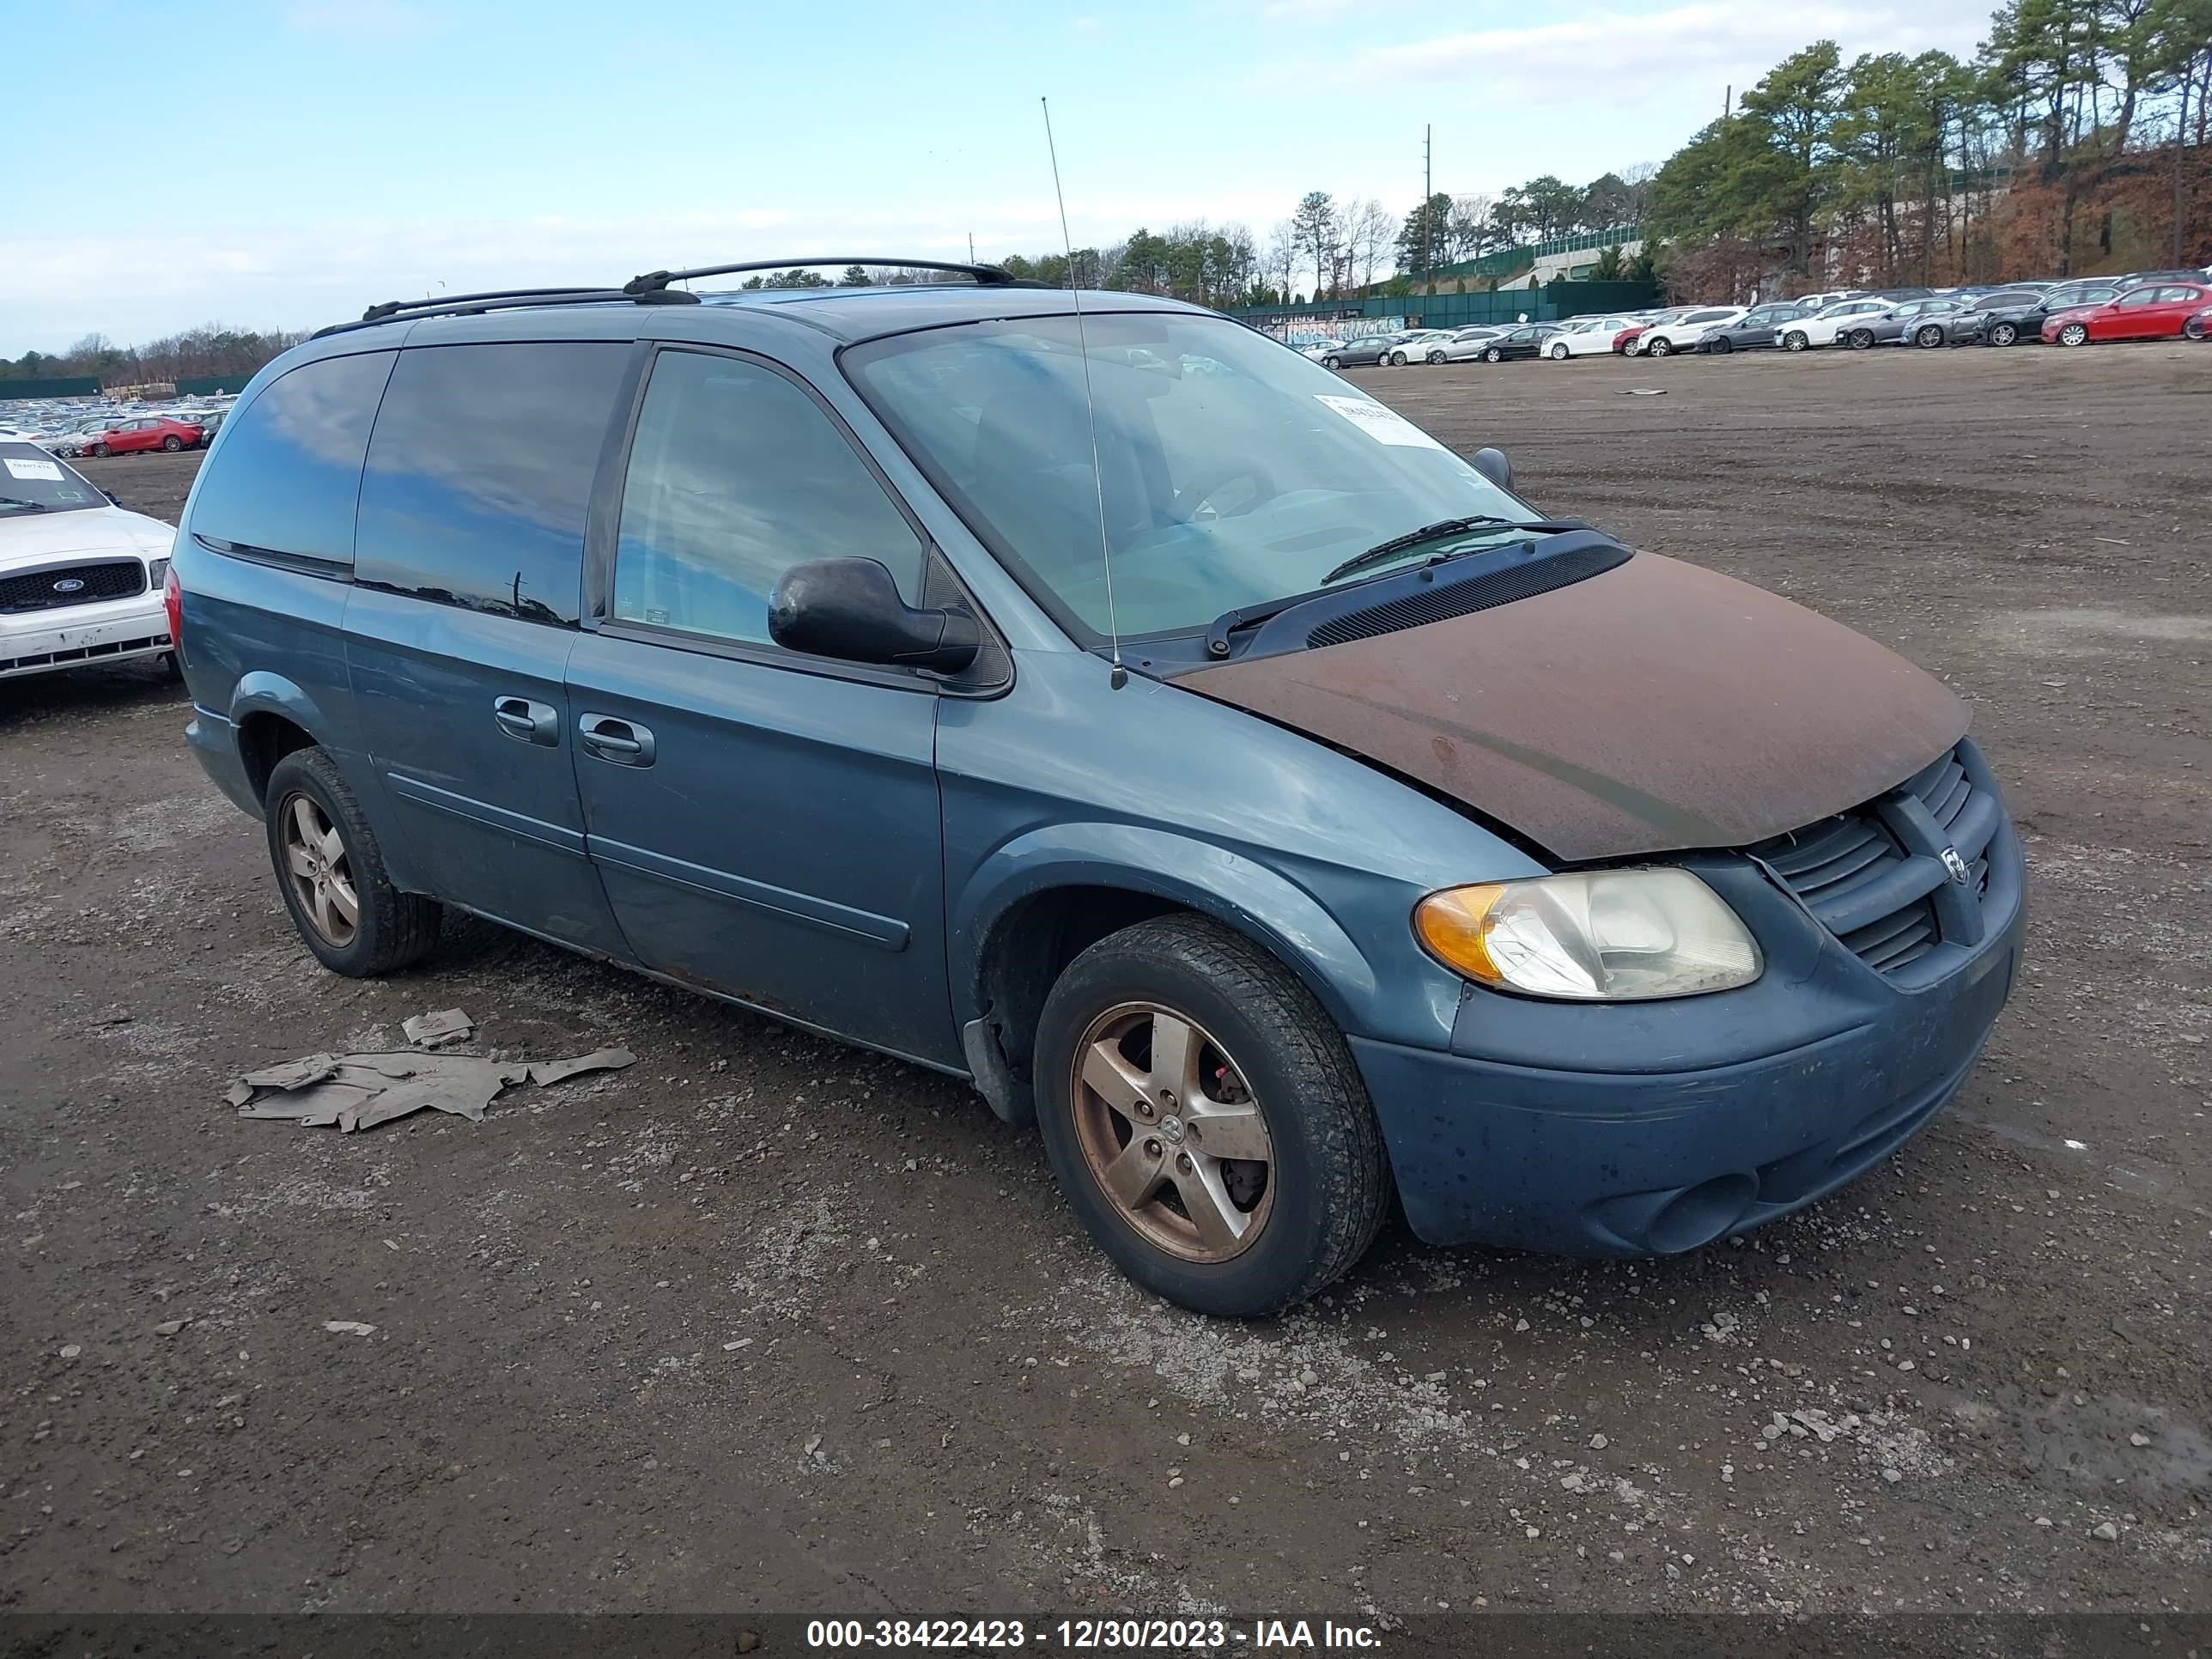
[1648,337,1671,356]
[2060,323,2087,346]
[1990,323,2016,346]
[1068,1001,1274,1263]
[280,793,360,948]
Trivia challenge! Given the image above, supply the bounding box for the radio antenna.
[1041,95,1127,690]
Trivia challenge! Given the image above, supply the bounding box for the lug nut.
[1176,1153,1194,1175]
[1145,1139,1163,1158]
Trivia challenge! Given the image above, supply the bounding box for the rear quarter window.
[353,342,629,627]
[187,350,395,565]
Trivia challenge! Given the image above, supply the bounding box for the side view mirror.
[768,556,981,675]
[1472,447,1514,491]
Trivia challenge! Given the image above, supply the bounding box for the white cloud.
[1264,0,1994,100]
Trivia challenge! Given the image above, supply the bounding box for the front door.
[344,338,635,956]
[566,344,957,1067]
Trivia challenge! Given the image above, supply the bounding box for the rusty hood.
[1175,550,1968,861]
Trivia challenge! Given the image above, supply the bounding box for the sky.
[3,0,2002,355]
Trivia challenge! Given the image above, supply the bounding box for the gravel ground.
[3,344,2206,1644]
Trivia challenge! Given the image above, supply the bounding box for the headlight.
[148,556,170,586]
[1414,870,1762,1001]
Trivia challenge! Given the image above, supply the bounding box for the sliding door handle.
[578,712,655,767]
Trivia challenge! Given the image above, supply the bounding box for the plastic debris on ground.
[225,1036,635,1133]
[400,1007,475,1048]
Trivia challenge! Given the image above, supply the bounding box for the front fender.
[951,820,1428,1042]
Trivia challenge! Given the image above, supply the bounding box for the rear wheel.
[2057,322,2089,347]
[1988,321,2018,347]
[161,434,183,451]
[1034,915,1390,1318]
[264,748,441,977]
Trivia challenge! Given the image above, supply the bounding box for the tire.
[1323,356,1342,369]
[1988,322,2018,347]
[161,434,183,451]
[2057,322,2088,347]
[264,747,441,977]
[161,651,183,682]
[1914,324,1944,349]
[1710,336,1733,354]
[1847,329,1875,349]
[1647,335,1673,357]
[1783,331,1809,351]
[90,442,109,457]
[1548,341,1570,359]
[1033,915,1391,1318]
[1483,346,1503,362]
[1426,349,1445,364]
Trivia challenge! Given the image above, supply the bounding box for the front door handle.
[578,712,655,767]
[493,696,559,747]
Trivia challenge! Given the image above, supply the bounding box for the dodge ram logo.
[52,578,85,593]
[1940,847,1972,885]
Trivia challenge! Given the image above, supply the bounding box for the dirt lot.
[3,344,2207,1644]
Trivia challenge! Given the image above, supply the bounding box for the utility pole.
[1422,124,1434,292]
[968,232,975,263]
[1723,85,1732,119]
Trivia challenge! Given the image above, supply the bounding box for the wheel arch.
[951,830,1382,1123]
[229,673,337,804]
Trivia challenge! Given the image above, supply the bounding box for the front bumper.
[1352,810,2026,1257]
[0,596,170,679]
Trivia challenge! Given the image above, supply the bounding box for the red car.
[1612,324,1650,354]
[2041,282,2212,346]
[83,415,205,456]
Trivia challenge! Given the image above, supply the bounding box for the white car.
[1297,339,1346,362]
[1544,316,1639,359]
[0,441,178,682]
[1382,330,1459,366]
[1434,326,1507,362]
[1776,297,1893,350]
[1627,306,1747,356]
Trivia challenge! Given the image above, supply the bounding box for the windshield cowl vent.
[1305,543,1632,651]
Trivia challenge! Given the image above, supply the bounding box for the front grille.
[0,558,146,615]
[1748,740,2002,979]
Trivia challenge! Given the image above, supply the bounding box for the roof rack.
[310,286,701,340]
[623,257,1018,294]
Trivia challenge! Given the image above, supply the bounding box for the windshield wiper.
[1319,515,1559,586]
[0,496,52,513]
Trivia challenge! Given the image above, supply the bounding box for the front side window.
[2116,290,2160,307]
[188,350,394,563]
[612,350,925,648]
[845,310,1534,641]
[0,441,106,516]
[355,342,629,625]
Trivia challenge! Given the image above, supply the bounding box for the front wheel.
[264,747,441,977]
[1847,329,1875,349]
[2057,322,2089,347]
[1710,336,1734,354]
[1322,356,1342,369]
[1783,331,1809,351]
[1034,915,1391,1318]
[1483,346,1503,362]
[1914,324,1944,349]
[89,442,110,457]
[1646,335,1673,357]
[1426,349,1445,364]
[1988,322,2018,347]
[1548,341,1569,359]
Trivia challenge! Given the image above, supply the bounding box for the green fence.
[0,376,100,400]
[175,374,249,397]
[1232,276,1660,335]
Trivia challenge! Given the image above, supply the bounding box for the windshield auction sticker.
[4,456,66,482]
[1314,394,1447,451]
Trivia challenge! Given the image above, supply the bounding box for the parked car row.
[1305,268,2212,377]
[0,394,235,459]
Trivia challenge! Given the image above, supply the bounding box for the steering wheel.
[1177,459,1279,522]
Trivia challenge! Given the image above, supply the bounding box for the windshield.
[843,312,1533,640]
[0,443,106,515]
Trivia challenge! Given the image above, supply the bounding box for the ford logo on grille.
[1940,847,1972,885]
[52,578,86,593]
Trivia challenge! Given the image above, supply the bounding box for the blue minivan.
[171,261,2023,1316]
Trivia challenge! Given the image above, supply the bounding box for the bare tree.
[1446,193,1496,259]
[1342,198,1395,291]
[1265,219,1300,301]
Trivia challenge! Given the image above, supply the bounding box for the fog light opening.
[1646,1172,1759,1255]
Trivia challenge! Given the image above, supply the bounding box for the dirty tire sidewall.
[1033,915,1392,1318]
[264,747,441,978]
